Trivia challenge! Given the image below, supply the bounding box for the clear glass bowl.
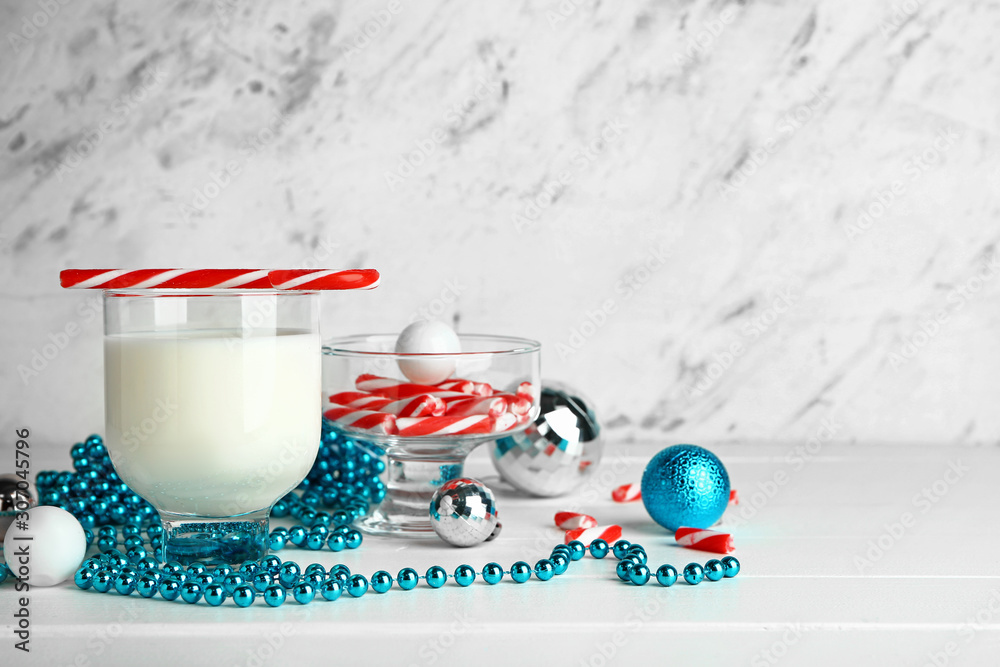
[322,334,541,537]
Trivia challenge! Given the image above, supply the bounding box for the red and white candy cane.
[60,269,273,290]
[564,525,622,546]
[60,268,380,290]
[395,415,493,437]
[674,527,734,554]
[356,375,451,400]
[611,483,642,503]
[516,382,534,400]
[434,378,476,394]
[445,395,508,418]
[492,393,531,416]
[323,407,397,435]
[267,269,380,290]
[554,512,598,531]
[492,412,518,433]
[328,391,393,411]
[380,394,446,418]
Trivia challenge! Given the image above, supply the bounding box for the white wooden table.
[6,442,998,666]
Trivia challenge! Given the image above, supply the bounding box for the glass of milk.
[103,290,320,564]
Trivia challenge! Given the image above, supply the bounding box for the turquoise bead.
[204,584,226,606]
[278,562,301,587]
[261,556,282,575]
[534,559,555,582]
[304,563,326,577]
[425,566,447,588]
[187,563,207,577]
[268,533,287,550]
[589,540,609,559]
[397,568,419,590]
[302,572,325,587]
[74,568,94,589]
[510,561,531,584]
[628,564,651,586]
[481,562,503,585]
[240,561,260,577]
[82,557,103,572]
[137,576,159,598]
[252,572,272,592]
[232,585,256,607]
[454,565,476,587]
[159,579,181,601]
[114,572,136,596]
[566,540,586,560]
[293,582,316,604]
[320,580,343,601]
[347,575,368,598]
[550,553,569,575]
[655,564,678,587]
[288,526,307,546]
[327,534,346,552]
[621,554,643,568]
[704,559,725,582]
[181,582,203,604]
[615,560,634,581]
[612,540,632,559]
[626,546,647,564]
[345,529,363,549]
[683,563,704,585]
[264,585,286,607]
[223,573,245,594]
[721,556,740,578]
[371,570,393,594]
[195,573,214,587]
[306,532,326,550]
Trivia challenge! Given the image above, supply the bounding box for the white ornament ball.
[3,506,87,587]
[395,320,460,385]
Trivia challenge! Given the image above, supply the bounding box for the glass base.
[158,509,269,565]
[357,443,472,537]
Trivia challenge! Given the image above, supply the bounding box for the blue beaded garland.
[74,568,94,589]
[616,560,634,582]
[181,582,203,604]
[721,556,740,578]
[396,568,419,590]
[159,579,181,601]
[589,539,610,559]
[263,585,286,607]
[137,576,159,598]
[204,584,226,606]
[509,561,532,584]
[628,564,651,586]
[347,575,368,598]
[655,564,678,587]
[454,565,476,587]
[550,553,570,575]
[425,566,447,589]
[612,540,632,559]
[566,540,586,561]
[232,585,256,607]
[293,582,316,604]
[534,559,555,582]
[278,562,301,587]
[327,534,346,552]
[371,571,393,594]
[682,563,704,585]
[251,572,272,593]
[223,573,245,594]
[320,580,343,601]
[481,563,503,585]
[704,559,726,582]
[114,572,136,596]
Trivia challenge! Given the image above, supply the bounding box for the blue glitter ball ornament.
[640,444,730,532]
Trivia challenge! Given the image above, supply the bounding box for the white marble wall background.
[0,0,997,452]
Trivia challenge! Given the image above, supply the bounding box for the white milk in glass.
[104,329,320,517]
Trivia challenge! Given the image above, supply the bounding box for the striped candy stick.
[355,374,452,399]
[492,412,519,433]
[60,268,380,290]
[564,525,623,546]
[434,378,477,394]
[554,512,598,531]
[395,415,493,437]
[674,527,735,554]
[328,392,393,411]
[444,395,508,418]
[322,407,398,435]
[267,269,380,290]
[611,483,642,503]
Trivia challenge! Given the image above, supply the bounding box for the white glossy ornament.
[395,320,460,385]
[3,505,87,587]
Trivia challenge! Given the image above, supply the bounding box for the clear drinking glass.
[323,334,541,537]
[103,290,320,564]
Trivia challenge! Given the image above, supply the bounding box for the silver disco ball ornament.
[429,478,500,547]
[490,382,602,497]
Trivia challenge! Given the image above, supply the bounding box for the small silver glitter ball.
[0,473,37,541]
[490,382,602,497]
[429,478,499,547]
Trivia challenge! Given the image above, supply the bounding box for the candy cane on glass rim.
[60,268,380,290]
